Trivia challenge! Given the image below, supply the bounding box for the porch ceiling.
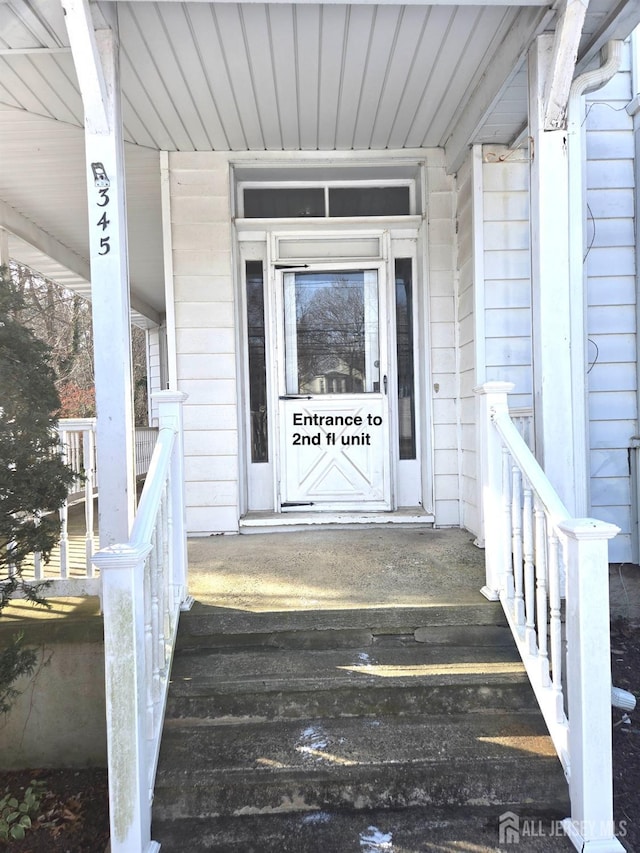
[0,0,639,317]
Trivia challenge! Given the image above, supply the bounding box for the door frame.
[273,259,392,512]
[237,223,431,517]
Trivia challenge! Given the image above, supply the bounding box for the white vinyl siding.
[585,46,637,563]
[168,152,239,534]
[482,146,532,411]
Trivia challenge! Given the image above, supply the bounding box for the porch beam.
[528,34,584,516]
[444,6,554,175]
[63,0,137,547]
[0,197,161,326]
[61,0,110,135]
[543,0,589,130]
[0,198,91,281]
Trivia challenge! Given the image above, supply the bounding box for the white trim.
[160,151,178,389]
[62,0,110,135]
[472,145,486,543]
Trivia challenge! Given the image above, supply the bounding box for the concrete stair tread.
[169,640,523,686]
[179,603,506,641]
[156,711,559,776]
[152,808,575,852]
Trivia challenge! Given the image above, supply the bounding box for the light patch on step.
[337,661,524,678]
[476,735,558,757]
[296,725,357,766]
[302,812,333,824]
[360,826,393,851]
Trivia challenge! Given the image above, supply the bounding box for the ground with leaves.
[0,768,108,852]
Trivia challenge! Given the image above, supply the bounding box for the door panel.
[278,267,390,510]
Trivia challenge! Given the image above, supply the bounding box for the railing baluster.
[548,535,564,723]
[511,466,524,627]
[502,447,514,600]
[534,500,550,686]
[83,427,95,576]
[522,485,536,654]
[144,549,155,742]
[58,501,69,579]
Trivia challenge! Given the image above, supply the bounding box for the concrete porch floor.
[186,527,487,613]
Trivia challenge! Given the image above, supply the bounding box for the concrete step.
[153,712,568,820]
[153,807,575,852]
[166,640,536,721]
[176,603,507,650]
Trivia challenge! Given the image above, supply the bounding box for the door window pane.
[246,261,268,462]
[284,271,379,395]
[329,186,410,217]
[244,188,325,218]
[395,259,416,459]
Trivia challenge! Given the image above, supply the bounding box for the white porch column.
[64,0,136,545]
[528,34,586,517]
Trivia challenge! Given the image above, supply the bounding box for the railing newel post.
[475,382,515,599]
[93,543,153,852]
[557,518,623,853]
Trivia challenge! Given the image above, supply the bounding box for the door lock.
[383,375,388,395]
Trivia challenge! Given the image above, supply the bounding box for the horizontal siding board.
[186,506,238,534]
[484,249,530,279]
[485,337,531,367]
[482,162,528,192]
[589,419,636,449]
[587,276,636,306]
[590,448,630,479]
[176,328,236,354]
[483,220,529,251]
[586,159,634,190]
[185,428,238,456]
[586,131,634,160]
[185,455,239,481]
[586,247,635,278]
[179,379,237,406]
[174,276,235,302]
[588,391,637,421]
[177,353,237,380]
[183,404,238,431]
[485,279,530,309]
[587,362,636,393]
[175,301,235,328]
[587,333,636,364]
[587,303,635,334]
[587,188,634,218]
[483,190,528,221]
[485,307,530,338]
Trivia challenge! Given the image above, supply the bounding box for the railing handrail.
[130,426,175,549]
[492,408,570,526]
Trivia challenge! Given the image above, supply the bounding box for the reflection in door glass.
[246,261,268,462]
[395,259,416,459]
[285,271,379,395]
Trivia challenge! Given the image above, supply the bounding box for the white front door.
[277,266,391,510]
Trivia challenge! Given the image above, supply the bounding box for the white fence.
[477,382,623,853]
[93,391,190,853]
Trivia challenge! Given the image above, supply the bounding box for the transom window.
[239,182,413,219]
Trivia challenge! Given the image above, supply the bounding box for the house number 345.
[91,162,112,256]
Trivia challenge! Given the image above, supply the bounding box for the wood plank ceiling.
[1,1,527,151]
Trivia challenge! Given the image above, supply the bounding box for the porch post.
[63,0,136,546]
[475,382,514,599]
[528,34,584,516]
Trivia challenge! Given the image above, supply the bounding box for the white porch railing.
[92,391,190,853]
[17,420,160,596]
[477,382,623,853]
